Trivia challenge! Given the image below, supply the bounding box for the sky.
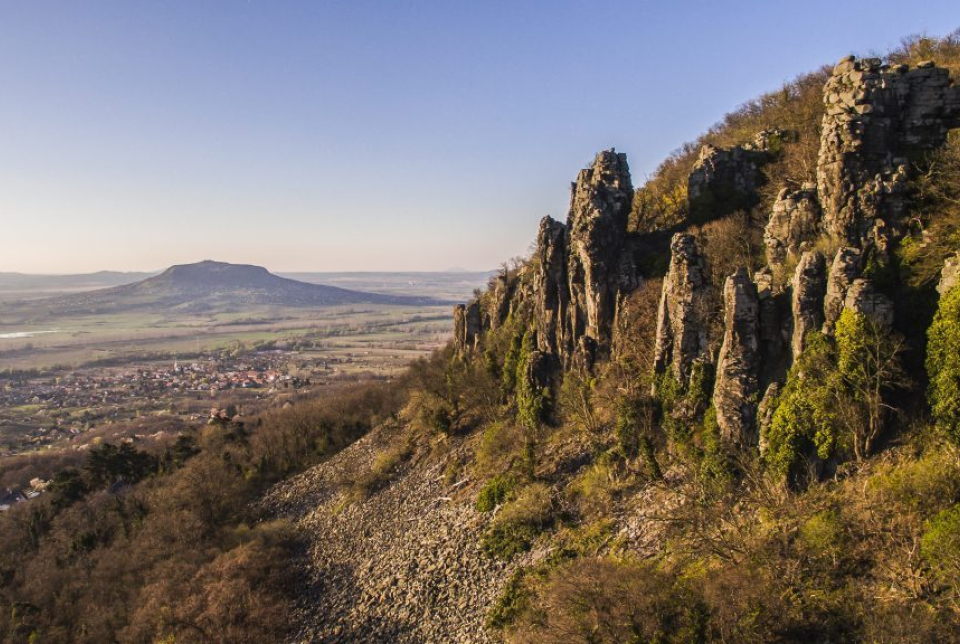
[0,1,958,274]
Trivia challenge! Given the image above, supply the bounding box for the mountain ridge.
[32,260,445,315]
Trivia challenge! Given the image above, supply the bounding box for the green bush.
[764,333,841,478]
[481,520,539,560]
[921,504,960,589]
[476,474,517,512]
[481,483,553,560]
[487,569,531,631]
[927,286,960,444]
[799,509,846,561]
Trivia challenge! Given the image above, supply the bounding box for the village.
[0,349,340,457]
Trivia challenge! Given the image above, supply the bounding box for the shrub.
[475,422,524,475]
[476,474,517,513]
[508,558,708,644]
[487,569,531,631]
[350,438,413,499]
[921,504,960,590]
[482,483,553,560]
[764,333,842,478]
[569,456,624,518]
[927,286,960,444]
[799,509,846,562]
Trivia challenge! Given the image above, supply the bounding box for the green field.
[0,304,454,373]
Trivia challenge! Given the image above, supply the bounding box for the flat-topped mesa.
[764,184,822,271]
[566,149,634,353]
[817,56,960,246]
[453,300,481,354]
[533,215,569,356]
[653,233,709,388]
[713,268,761,447]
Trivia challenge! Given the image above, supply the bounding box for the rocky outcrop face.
[764,185,821,269]
[688,143,763,220]
[757,382,781,455]
[453,301,481,354]
[533,216,569,355]
[817,56,960,245]
[755,267,790,386]
[487,271,515,331]
[791,251,827,359]
[653,233,709,386]
[823,247,862,334]
[713,268,760,447]
[938,251,960,295]
[843,278,894,329]
[566,149,634,351]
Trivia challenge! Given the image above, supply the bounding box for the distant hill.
[281,270,495,301]
[29,261,444,315]
[0,270,155,295]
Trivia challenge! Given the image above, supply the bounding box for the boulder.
[688,143,763,221]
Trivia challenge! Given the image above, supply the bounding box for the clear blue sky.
[1,1,958,273]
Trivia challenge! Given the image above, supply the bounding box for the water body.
[0,330,64,339]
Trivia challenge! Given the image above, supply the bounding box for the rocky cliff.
[454,54,960,453]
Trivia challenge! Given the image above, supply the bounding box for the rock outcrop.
[713,268,760,446]
[764,184,821,269]
[823,247,862,334]
[817,56,960,245]
[453,301,481,354]
[653,233,709,386]
[938,251,960,295]
[688,143,762,220]
[533,216,569,355]
[566,150,634,351]
[843,278,894,328]
[487,271,515,331]
[791,251,827,359]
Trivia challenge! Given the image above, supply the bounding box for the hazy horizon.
[2,1,958,273]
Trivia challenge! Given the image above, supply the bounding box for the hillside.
[7,32,960,644]
[0,270,155,298]
[23,260,443,316]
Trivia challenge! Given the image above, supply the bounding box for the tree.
[515,330,549,477]
[835,309,907,460]
[765,333,842,478]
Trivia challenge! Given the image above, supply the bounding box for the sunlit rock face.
[713,268,761,447]
[565,149,634,354]
[817,56,960,246]
[653,233,709,387]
